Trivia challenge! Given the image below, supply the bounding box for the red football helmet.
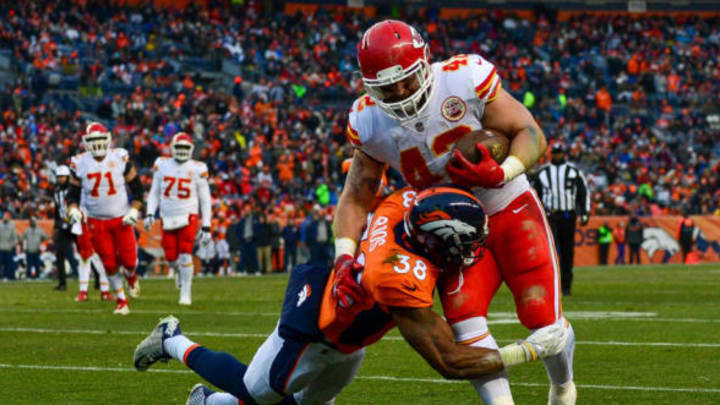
[357,20,434,121]
[171,132,194,162]
[83,122,111,158]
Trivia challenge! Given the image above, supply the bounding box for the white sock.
[108,273,127,301]
[452,317,513,404]
[206,392,240,405]
[78,258,91,293]
[179,254,193,302]
[163,335,197,363]
[543,318,575,385]
[92,254,110,293]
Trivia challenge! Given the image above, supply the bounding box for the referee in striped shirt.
[532,143,590,296]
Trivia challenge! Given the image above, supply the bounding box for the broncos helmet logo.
[420,219,476,240]
[416,210,453,226]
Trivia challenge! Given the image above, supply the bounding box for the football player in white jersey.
[145,132,212,305]
[333,20,576,405]
[67,122,144,315]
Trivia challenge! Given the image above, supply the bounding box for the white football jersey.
[146,157,212,228]
[347,53,531,215]
[70,149,130,219]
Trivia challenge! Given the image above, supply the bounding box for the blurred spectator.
[307,206,332,267]
[237,209,259,276]
[677,212,696,264]
[268,215,281,272]
[281,221,299,273]
[597,222,613,266]
[215,233,231,276]
[256,214,272,275]
[626,217,645,265]
[226,215,242,274]
[613,221,626,265]
[40,245,56,279]
[196,234,215,276]
[21,219,48,279]
[0,214,18,280]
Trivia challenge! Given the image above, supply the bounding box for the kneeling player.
[134,187,570,404]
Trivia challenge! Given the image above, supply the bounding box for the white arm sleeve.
[146,171,161,217]
[197,174,212,228]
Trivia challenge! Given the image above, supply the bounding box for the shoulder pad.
[347,95,377,147]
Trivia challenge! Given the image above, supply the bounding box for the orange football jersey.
[318,188,443,353]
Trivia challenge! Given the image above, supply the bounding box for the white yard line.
[4,306,720,324]
[2,326,720,348]
[0,363,717,394]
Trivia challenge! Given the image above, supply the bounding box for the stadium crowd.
[0,0,719,235]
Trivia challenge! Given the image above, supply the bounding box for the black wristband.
[202,227,210,232]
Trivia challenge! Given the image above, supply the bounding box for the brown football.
[451,129,510,164]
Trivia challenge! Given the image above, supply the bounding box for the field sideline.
[1,264,719,404]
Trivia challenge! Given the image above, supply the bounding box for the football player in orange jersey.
[134,187,569,405]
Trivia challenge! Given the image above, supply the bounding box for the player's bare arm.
[481,87,547,170]
[333,149,385,249]
[390,306,503,379]
[391,305,570,380]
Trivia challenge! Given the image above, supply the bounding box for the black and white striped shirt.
[532,162,590,214]
[53,187,70,231]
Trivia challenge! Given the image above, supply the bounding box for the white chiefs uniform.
[347,53,531,215]
[146,157,212,229]
[70,148,131,219]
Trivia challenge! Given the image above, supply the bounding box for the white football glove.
[122,207,140,226]
[524,321,570,359]
[143,215,155,231]
[68,206,83,225]
[200,227,212,246]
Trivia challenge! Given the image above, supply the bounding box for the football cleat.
[74,291,88,302]
[126,272,140,298]
[113,299,130,315]
[100,291,113,301]
[185,383,215,405]
[548,381,577,405]
[133,315,181,371]
[178,297,192,306]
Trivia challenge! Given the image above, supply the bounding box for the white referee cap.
[55,165,71,176]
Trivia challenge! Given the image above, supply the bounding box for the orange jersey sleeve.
[360,189,441,309]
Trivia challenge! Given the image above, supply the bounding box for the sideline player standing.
[67,122,144,315]
[145,132,212,305]
[334,20,576,404]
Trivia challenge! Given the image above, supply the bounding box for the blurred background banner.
[575,216,720,266]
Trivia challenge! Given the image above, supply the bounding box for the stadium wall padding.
[12,216,720,266]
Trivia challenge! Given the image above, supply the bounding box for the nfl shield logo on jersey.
[441,96,467,122]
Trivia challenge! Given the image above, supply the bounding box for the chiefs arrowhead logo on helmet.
[83,122,111,158]
[357,20,434,122]
[171,132,194,162]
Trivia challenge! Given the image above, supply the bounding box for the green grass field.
[1,264,719,404]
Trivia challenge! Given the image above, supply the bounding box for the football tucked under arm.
[450,129,510,164]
